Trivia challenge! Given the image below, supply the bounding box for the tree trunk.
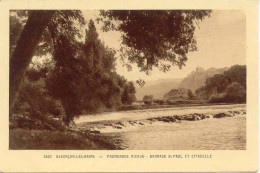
[10,10,55,111]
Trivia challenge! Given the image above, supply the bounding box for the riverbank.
[9,128,121,150]
[10,104,246,150]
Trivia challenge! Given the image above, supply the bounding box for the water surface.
[75,104,246,150]
[105,115,246,150]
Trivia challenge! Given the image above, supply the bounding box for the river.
[75,104,246,150]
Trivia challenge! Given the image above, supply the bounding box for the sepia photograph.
[1,0,258,172]
[9,9,247,150]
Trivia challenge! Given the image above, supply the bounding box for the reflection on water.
[106,115,246,150]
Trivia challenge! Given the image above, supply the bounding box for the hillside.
[135,67,231,100]
[195,65,246,103]
[179,67,229,92]
[135,78,182,100]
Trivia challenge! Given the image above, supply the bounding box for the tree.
[187,90,194,99]
[223,65,246,88]
[10,10,86,111]
[9,11,28,55]
[10,10,210,123]
[121,82,137,105]
[46,20,133,123]
[143,95,153,105]
[10,11,55,110]
[196,65,246,103]
[225,82,246,103]
[99,10,211,73]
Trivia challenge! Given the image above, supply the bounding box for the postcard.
[0,0,258,172]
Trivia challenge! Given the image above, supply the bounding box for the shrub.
[143,95,153,105]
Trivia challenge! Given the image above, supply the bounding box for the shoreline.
[9,104,246,150]
[77,103,246,116]
[9,128,122,150]
[76,108,246,135]
[75,104,246,125]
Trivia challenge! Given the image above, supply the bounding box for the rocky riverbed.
[77,109,246,135]
[75,104,246,150]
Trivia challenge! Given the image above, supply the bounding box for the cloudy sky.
[83,10,246,82]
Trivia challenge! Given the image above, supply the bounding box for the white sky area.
[82,10,246,82]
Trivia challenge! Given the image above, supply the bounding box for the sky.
[83,10,246,82]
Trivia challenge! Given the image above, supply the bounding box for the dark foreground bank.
[9,128,121,150]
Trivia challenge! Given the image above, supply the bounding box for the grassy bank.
[9,128,121,150]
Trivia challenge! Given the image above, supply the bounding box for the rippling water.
[75,104,246,150]
[106,115,246,150]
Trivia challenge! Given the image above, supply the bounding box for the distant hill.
[179,67,230,92]
[135,67,230,100]
[135,78,182,100]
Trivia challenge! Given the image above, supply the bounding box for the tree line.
[10,10,211,124]
[11,14,136,124]
[195,65,246,103]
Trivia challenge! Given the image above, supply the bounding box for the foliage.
[46,20,136,123]
[225,82,246,102]
[99,10,211,73]
[121,82,137,104]
[9,11,28,55]
[187,90,194,99]
[9,11,56,109]
[10,10,211,125]
[179,67,229,92]
[36,10,86,57]
[163,88,193,100]
[205,65,246,94]
[10,11,138,125]
[195,65,246,103]
[9,10,86,63]
[136,79,145,87]
[10,128,119,149]
[12,77,65,121]
[143,95,153,104]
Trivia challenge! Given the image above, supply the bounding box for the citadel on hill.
[139,65,246,105]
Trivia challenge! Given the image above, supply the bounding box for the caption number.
[43,155,52,159]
